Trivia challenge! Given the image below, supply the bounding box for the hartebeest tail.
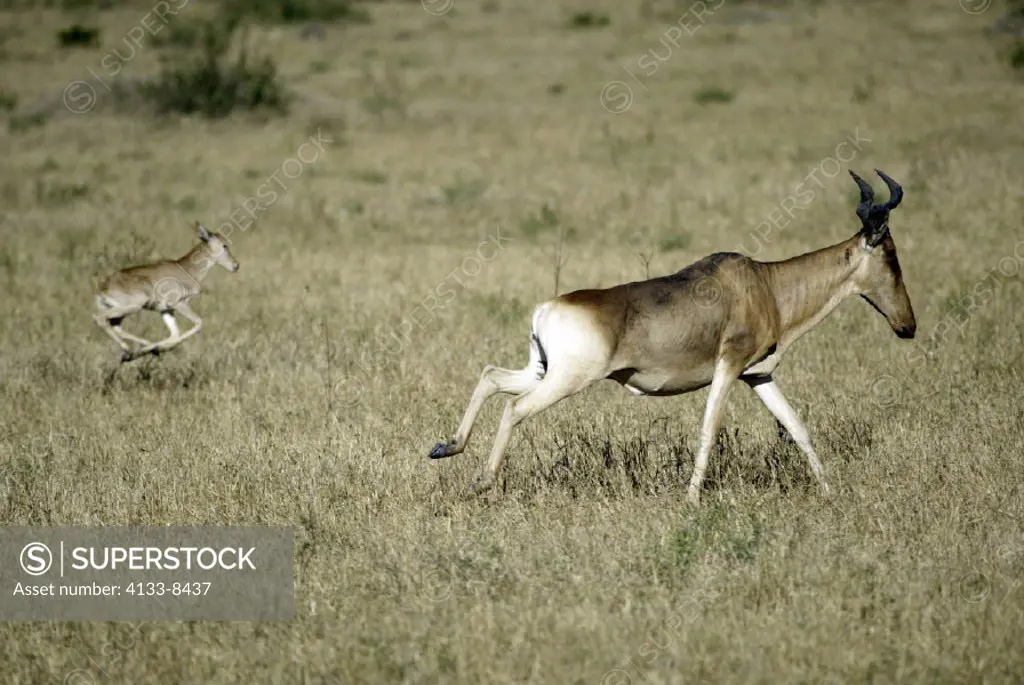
[430,169,916,503]
[93,221,240,363]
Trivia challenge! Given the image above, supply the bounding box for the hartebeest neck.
[762,235,862,344]
[175,242,218,284]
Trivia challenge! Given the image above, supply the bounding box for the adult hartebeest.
[93,221,240,363]
[430,169,916,503]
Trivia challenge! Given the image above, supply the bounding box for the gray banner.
[0,526,294,621]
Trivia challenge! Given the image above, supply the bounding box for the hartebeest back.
[430,169,916,503]
[94,221,240,363]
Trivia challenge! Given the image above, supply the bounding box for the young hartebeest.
[93,221,240,363]
[429,169,916,503]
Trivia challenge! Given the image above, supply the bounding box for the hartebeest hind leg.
[93,309,156,361]
[687,359,744,504]
[430,332,547,460]
[470,369,599,494]
[93,314,134,354]
[744,376,829,494]
[429,363,542,460]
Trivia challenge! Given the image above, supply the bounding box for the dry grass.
[1,0,1023,682]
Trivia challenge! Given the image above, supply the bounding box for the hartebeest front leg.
[131,303,204,360]
[687,359,743,504]
[130,312,180,359]
[744,376,829,494]
[169,301,204,345]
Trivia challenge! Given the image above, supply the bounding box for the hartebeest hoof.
[429,442,454,459]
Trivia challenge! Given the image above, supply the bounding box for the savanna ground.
[1,0,1023,682]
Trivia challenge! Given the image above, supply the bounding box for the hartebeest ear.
[849,169,903,248]
[195,220,211,242]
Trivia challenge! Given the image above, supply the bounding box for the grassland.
[1,0,1023,682]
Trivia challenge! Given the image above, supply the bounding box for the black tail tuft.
[532,332,548,380]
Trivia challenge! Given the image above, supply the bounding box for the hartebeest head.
[195,220,240,273]
[848,169,916,339]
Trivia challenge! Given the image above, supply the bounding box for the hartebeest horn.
[849,170,874,223]
[875,169,903,211]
